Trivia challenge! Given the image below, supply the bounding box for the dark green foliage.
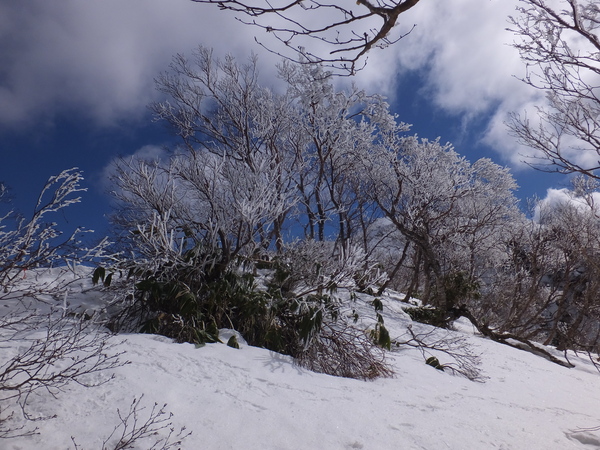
[106,253,340,361]
[261,293,341,357]
[103,242,394,380]
[372,322,391,351]
[403,272,479,328]
[227,335,240,349]
[92,267,103,285]
[403,305,449,328]
[443,271,480,310]
[369,300,391,350]
[92,266,113,287]
[131,268,267,347]
[425,356,445,371]
[371,298,384,312]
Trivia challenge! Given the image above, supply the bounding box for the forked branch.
[191,0,422,74]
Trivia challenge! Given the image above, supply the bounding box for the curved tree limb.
[454,306,575,368]
[191,0,422,74]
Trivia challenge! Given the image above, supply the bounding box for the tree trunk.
[377,240,410,296]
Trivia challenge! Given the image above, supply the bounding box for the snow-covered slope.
[3,270,600,449]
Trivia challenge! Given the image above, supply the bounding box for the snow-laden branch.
[508,0,600,177]
[0,169,112,297]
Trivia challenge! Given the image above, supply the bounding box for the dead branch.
[455,307,575,368]
[0,311,126,436]
[70,395,191,450]
[394,325,485,381]
[191,0,422,74]
[296,321,394,379]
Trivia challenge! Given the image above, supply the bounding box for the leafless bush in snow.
[71,395,191,450]
[296,320,393,380]
[0,168,112,300]
[0,311,125,438]
[394,325,485,382]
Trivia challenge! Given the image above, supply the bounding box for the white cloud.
[0,0,281,129]
[416,1,526,113]
[539,188,575,209]
[98,144,172,200]
[0,0,530,124]
[352,0,550,168]
[0,0,575,174]
[533,187,600,222]
[481,97,547,168]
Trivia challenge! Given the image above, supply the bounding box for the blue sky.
[0,0,572,240]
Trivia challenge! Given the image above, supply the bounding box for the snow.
[3,269,600,449]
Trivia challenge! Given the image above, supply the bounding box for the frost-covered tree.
[147,47,407,257]
[441,157,522,282]
[151,47,302,253]
[174,149,295,263]
[508,0,600,178]
[279,60,407,249]
[364,137,522,311]
[110,150,294,279]
[106,52,412,372]
[503,185,600,347]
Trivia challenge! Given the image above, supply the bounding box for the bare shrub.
[296,321,393,380]
[0,311,125,438]
[272,239,386,297]
[71,395,191,450]
[393,325,484,382]
[0,169,111,298]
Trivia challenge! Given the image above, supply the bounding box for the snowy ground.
[3,269,600,449]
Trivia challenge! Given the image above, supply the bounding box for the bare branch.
[0,168,113,296]
[394,324,485,382]
[99,395,191,450]
[191,0,422,74]
[0,312,126,438]
[508,0,600,177]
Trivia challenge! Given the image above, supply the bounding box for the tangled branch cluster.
[0,312,124,438]
[192,0,422,74]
